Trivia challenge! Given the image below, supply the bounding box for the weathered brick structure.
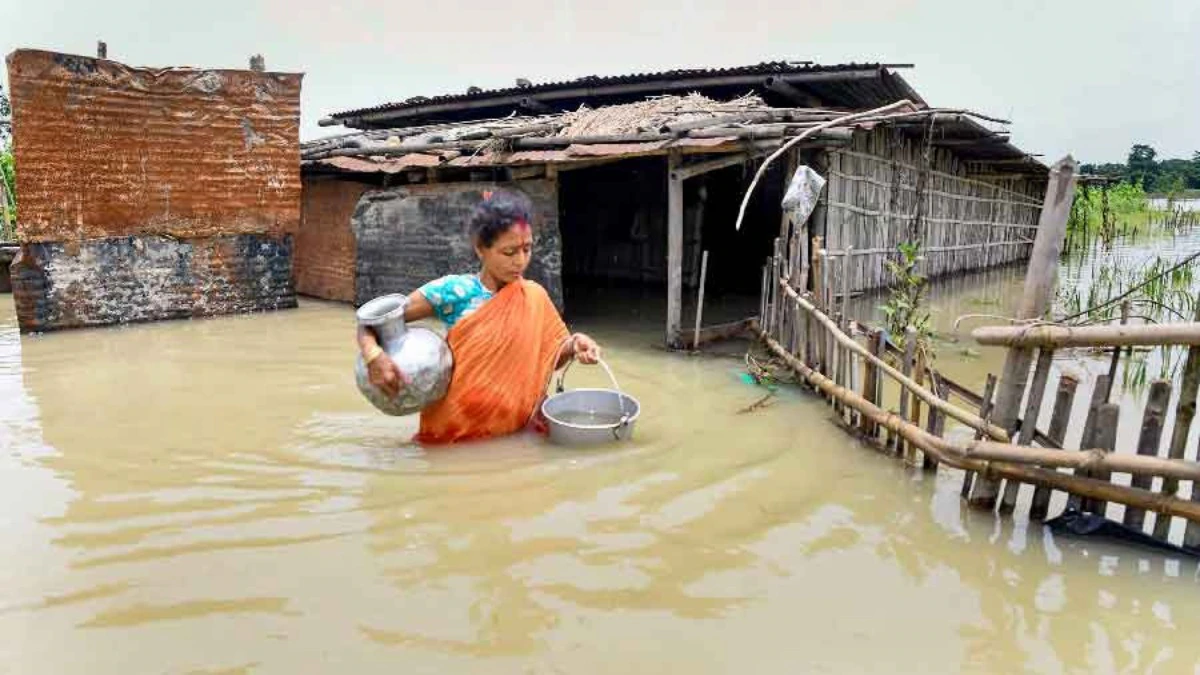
[296,177,366,303]
[5,49,303,332]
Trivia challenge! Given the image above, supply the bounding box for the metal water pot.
[354,294,454,416]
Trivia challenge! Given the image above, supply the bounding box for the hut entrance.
[556,155,786,340]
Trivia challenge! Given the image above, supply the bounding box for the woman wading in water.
[356,188,602,445]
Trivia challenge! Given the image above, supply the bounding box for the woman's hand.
[367,353,406,399]
[570,333,601,365]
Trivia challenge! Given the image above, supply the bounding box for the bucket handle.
[555,356,631,430]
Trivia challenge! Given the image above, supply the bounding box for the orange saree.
[415,279,569,445]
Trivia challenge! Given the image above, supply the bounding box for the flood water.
[4,273,1200,672]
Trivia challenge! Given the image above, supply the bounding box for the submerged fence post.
[962,373,998,500]
[1080,403,1120,517]
[1164,324,1200,542]
[924,377,948,471]
[1029,374,1078,521]
[1125,380,1172,531]
[970,156,1078,509]
[1067,374,1111,513]
[861,329,881,438]
[899,327,917,459]
[1001,348,1056,512]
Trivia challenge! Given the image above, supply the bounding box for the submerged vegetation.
[1064,181,1198,254]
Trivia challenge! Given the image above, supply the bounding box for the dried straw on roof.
[555,93,766,137]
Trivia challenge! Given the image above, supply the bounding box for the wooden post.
[667,153,685,347]
[780,148,798,240]
[924,377,948,470]
[970,156,1078,508]
[1002,348,1055,512]
[899,327,917,459]
[1125,380,1172,531]
[840,247,853,424]
[1029,374,1078,521]
[1162,330,1200,541]
[962,374,998,500]
[771,238,783,336]
[760,265,768,328]
[1068,374,1111,512]
[861,329,880,437]
[840,246,852,320]
[909,352,928,465]
[692,250,709,351]
[816,248,830,373]
[1080,403,1120,516]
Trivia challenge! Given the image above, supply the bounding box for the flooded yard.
[3,278,1200,673]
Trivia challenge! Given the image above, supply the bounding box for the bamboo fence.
[756,218,1200,550]
[819,127,1044,295]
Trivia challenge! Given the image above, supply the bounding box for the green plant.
[0,145,14,241]
[1056,253,1198,393]
[879,241,935,362]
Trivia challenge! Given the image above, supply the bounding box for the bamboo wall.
[819,127,1047,294]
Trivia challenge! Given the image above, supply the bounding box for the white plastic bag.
[780,165,827,226]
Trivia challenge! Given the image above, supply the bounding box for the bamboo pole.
[735,100,919,232]
[924,377,947,471]
[963,374,998,500]
[898,327,917,458]
[758,330,1200,523]
[840,247,853,424]
[759,265,768,328]
[779,280,1008,440]
[972,322,1200,348]
[1163,334,1200,542]
[1029,375,1078,521]
[971,156,1078,509]
[1125,380,1172,531]
[692,250,709,351]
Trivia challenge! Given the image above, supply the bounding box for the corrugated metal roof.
[322,61,921,129]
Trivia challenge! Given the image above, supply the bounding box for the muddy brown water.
[2,286,1200,673]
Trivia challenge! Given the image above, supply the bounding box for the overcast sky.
[3,0,1196,163]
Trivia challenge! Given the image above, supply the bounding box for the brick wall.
[352,180,562,308]
[295,176,366,303]
[5,49,302,332]
[11,234,294,332]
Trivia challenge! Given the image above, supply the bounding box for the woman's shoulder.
[521,278,550,297]
[419,274,486,304]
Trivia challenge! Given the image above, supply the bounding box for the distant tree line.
[1081,144,1200,194]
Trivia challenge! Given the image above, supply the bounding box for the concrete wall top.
[5,49,302,243]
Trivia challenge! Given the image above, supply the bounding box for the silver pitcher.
[355,294,454,416]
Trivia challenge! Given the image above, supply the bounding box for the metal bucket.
[541,359,639,447]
